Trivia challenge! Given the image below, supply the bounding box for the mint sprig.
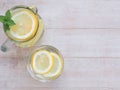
[0,10,15,32]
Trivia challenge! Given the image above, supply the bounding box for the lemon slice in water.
[44,53,64,79]
[8,8,38,41]
[31,50,54,74]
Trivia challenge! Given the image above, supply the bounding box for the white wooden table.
[0,0,120,90]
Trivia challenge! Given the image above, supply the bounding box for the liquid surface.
[30,49,64,80]
[6,7,44,47]
[8,8,38,41]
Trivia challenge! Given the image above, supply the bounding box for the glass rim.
[5,5,43,43]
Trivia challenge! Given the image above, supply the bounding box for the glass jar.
[1,5,44,52]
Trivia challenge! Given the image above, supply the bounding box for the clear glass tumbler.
[27,45,64,82]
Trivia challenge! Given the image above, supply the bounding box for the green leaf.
[0,10,15,32]
[5,10,11,20]
[3,24,10,32]
[0,16,5,23]
[6,19,15,26]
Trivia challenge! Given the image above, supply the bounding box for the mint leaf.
[5,10,11,20]
[5,19,15,26]
[3,24,10,32]
[0,10,15,32]
[0,16,5,23]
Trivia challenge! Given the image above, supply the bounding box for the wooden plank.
[0,57,120,88]
[1,0,120,28]
[1,29,120,58]
[0,87,119,90]
[39,28,120,58]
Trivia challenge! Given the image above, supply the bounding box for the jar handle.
[1,39,11,52]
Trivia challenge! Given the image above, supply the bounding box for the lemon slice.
[31,50,54,74]
[8,8,38,41]
[44,53,64,79]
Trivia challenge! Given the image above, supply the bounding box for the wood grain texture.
[0,0,120,90]
[0,57,120,88]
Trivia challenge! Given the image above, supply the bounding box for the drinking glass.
[27,45,64,82]
[1,5,44,52]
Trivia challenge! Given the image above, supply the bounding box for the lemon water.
[5,6,44,47]
[27,45,64,82]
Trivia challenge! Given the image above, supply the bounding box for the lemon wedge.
[31,50,54,74]
[44,53,64,79]
[7,8,38,41]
